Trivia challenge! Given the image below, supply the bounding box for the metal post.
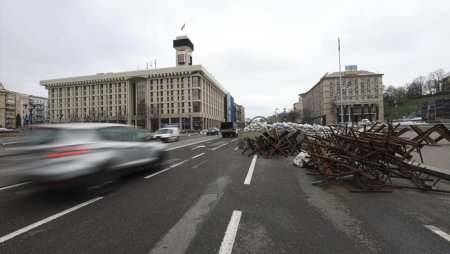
[178,108,182,130]
[347,83,351,124]
[348,104,351,124]
[338,38,344,126]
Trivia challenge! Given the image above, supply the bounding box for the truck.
[220,122,238,138]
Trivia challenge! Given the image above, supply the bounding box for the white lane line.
[424,225,450,242]
[218,210,242,254]
[0,181,32,191]
[144,167,171,179]
[144,160,188,179]
[161,158,180,166]
[149,194,220,254]
[0,196,103,244]
[244,155,257,185]
[192,145,206,150]
[170,160,187,168]
[234,147,239,151]
[212,142,229,151]
[230,139,238,143]
[165,138,217,151]
[192,153,205,159]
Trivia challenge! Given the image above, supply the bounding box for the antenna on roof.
[154,59,157,69]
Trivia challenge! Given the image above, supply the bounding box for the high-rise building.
[41,36,239,130]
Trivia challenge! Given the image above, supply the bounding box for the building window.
[192,89,201,100]
[192,77,200,88]
[193,101,201,112]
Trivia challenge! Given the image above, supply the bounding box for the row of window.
[330,77,379,85]
[51,106,127,119]
[50,83,127,98]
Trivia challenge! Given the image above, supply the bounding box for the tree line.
[383,68,450,107]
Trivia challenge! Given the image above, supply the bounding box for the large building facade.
[235,103,245,128]
[21,95,48,125]
[293,94,304,123]
[302,70,384,125]
[0,83,48,128]
[0,84,17,128]
[41,36,236,130]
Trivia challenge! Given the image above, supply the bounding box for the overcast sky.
[1,0,449,118]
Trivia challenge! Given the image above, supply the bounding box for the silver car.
[0,123,166,189]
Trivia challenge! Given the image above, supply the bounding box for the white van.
[151,127,180,142]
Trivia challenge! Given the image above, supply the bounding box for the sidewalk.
[400,131,450,178]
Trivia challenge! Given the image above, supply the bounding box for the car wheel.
[83,164,119,196]
[147,151,167,173]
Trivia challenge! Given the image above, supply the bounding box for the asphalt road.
[1,135,450,253]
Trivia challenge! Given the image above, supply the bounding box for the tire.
[82,164,119,196]
[150,151,167,171]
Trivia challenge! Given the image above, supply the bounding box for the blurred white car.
[359,119,371,126]
[151,127,180,142]
[0,123,166,190]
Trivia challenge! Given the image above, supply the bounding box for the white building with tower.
[41,35,239,130]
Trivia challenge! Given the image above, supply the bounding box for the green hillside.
[385,94,450,120]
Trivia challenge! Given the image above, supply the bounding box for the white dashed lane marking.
[244,155,257,185]
[218,210,242,254]
[192,153,205,159]
[424,225,450,242]
[0,197,103,244]
[145,160,188,179]
[211,143,229,151]
[0,181,32,191]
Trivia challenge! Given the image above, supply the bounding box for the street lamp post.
[338,38,344,126]
[274,107,279,123]
[345,82,352,125]
[178,108,182,130]
[29,102,36,126]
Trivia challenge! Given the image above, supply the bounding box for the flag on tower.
[181,23,185,31]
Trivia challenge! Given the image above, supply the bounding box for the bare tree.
[383,85,396,107]
[411,76,425,97]
[428,69,446,94]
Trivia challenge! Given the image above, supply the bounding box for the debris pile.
[241,129,304,158]
[244,122,331,135]
[304,123,450,193]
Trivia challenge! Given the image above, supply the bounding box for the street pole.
[347,83,351,124]
[348,103,351,124]
[338,38,344,126]
[178,108,182,130]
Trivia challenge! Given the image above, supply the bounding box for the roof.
[40,64,228,94]
[324,70,383,78]
[304,70,384,95]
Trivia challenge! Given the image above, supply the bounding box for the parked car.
[151,127,180,142]
[0,123,167,190]
[206,128,220,136]
[359,119,372,126]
